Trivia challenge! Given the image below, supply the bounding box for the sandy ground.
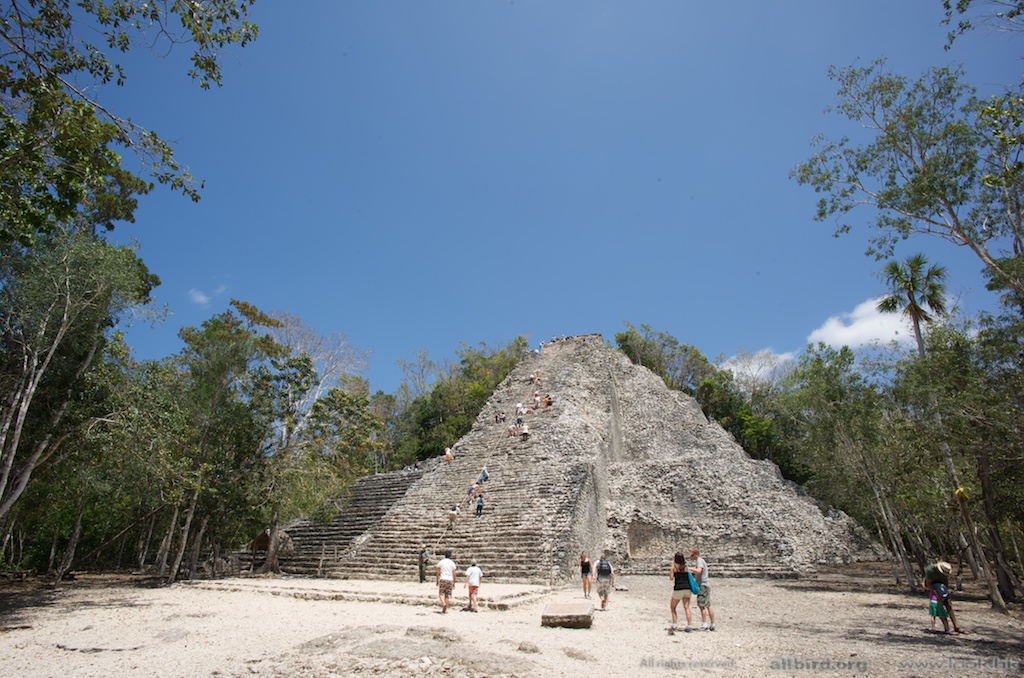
[1,566,1022,677]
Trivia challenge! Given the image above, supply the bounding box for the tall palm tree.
[877,254,948,359]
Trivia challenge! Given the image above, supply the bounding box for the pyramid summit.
[279,335,875,581]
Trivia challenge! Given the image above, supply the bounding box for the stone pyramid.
[279,335,874,582]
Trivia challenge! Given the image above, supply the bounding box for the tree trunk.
[904,519,930,571]
[257,506,282,574]
[82,506,163,565]
[54,505,83,586]
[915,522,937,564]
[117,533,127,569]
[11,527,23,569]
[0,521,11,564]
[959,532,980,579]
[885,497,918,590]
[858,447,917,588]
[876,520,903,586]
[212,540,222,579]
[956,488,1007,612]
[188,514,209,581]
[0,326,102,522]
[977,441,1019,602]
[138,512,156,570]
[155,505,179,578]
[877,489,916,588]
[989,528,1022,600]
[47,527,59,574]
[167,485,200,585]
[1008,518,1023,579]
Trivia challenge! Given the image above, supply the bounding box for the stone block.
[541,601,594,628]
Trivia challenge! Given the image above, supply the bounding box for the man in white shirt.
[464,562,483,612]
[436,550,457,613]
[689,548,716,631]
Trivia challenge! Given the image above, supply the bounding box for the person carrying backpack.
[595,553,615,610]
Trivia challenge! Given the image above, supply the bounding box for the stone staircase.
[274,469,425,576]
[265,335,875,584]
[316,341,590,584]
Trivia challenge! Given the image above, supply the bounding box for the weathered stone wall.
[496,336,878,577]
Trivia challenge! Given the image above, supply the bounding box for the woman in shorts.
[580,552,593,599]
[669,551,693,631]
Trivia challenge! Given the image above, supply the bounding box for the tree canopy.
[792,59,1024,298]
[0,0,258,247]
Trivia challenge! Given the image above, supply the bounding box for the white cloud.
[188,289,212,307]
[721,348,797,393]
[721,348,796,376]
[807,297,913,349]
[188,283,229,309]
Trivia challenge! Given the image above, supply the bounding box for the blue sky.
[106,1,1021,393]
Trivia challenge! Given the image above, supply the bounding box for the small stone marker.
[541,601,594,628]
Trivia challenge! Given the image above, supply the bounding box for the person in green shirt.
[923,561,963,633]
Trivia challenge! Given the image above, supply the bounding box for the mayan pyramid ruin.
[277,335,874,582]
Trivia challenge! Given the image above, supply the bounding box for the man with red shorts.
[464,561,483,612]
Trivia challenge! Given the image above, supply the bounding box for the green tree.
[210,309,375,574]
[793,60,1024,299]
[877,254,949,359]
[874,254,1009,605]
[943,0,1024,46]
[0,0,258,247]
[876,252,963,487]
[395,338,527,462]
[615,323,804,479]
[0,226,156,522]
[144,302,273,583]
[694,366,805,482]
[772,344,933,584]
[248,354,382,573]
[368,390,407,471]
[889,321,1022,602]
[615,322,714,394]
